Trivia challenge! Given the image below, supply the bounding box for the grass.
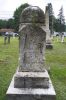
[46,37,66,100]
[0,36,19,100]
[0,36,66,100]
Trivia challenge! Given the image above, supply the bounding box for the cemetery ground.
[0,36,66,100]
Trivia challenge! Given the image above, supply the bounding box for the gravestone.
[45,6,53,49]
[61,32,64,43]
[6,6,56,100]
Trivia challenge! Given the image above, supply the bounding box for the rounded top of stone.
[20,6,45,23]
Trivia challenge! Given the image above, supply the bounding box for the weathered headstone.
[6,6,56,100]
[45,6,53,49]
[61,32,64,43]
[19,26,46,72]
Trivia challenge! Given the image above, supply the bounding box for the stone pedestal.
[6,70,56,100]
[14,70,49,88]
[46,43,53,49]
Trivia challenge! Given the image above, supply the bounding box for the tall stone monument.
[6,6,56,100]
[41,6,53,49]
[45,6,53,49]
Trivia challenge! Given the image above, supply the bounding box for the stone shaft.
[19,24,46,71]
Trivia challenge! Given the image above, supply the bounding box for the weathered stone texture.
[6,72,56,100]
[14,71,49,88]
[19,24,46,71]
[20,6,45,23]
[6,6,56,100]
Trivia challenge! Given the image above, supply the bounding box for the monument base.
[6,71,56,100]
[46,43,53,49]
[14,70,49,88]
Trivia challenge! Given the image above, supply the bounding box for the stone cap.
[20,6,45,23]
[15,70,49,78]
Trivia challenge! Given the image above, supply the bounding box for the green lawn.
[0,36,66,100]
[0,36,19,100]
[46,37,66,100]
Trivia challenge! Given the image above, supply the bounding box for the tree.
[0,20,7,29]
[47,3,54,35]
[53,18,61,32]
[58,6,65,34]
[0,19,15,29]
[6,18,15,29]
[13,3,29,32]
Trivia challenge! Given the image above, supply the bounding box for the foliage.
[13,3,29,32]
[53,17,65,32]
[0,3,66,33]
[48,4,66,33]
[6,18,15,29]
[0,3,29,32]
[0,19,15,29]
[0,20,7,29]
[58,6,65,33]
[0,37,18,100]
[53,18,61,32]
[58,6,65,25]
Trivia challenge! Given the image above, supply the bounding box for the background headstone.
[45,6,53,49]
